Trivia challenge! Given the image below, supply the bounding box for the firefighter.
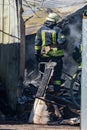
[34,13,66,94]
[72,41,82,73]
[72,42,82,64]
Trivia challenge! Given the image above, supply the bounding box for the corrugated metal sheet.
[25,0,85,8]
[0,0,20,44]
[0,0,21,109]
[42,0,85,8]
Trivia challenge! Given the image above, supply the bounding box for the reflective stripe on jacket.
[35,23,65,57]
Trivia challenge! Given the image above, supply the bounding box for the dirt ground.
[0,124,80,130]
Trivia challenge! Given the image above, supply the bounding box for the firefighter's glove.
[35,54,41,62]
[58,35,67,49]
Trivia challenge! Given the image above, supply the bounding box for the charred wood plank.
[36,68,52,97]
[36,62,56,97]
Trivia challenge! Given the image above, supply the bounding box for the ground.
[0,124,80,130]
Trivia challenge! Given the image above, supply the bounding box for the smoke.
[63,17,82,75]
[68,21,82,47]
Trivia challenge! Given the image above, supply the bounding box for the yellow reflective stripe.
[52,32,56,45]
[41,32,46,47]
[80,44,82,53]
[78,63,82,69]
[35,45,41,50]
[48,50,64,56]
[61,35,65,39]
[42,54,49,57]
[73,74,76,79]
[53,80,61,85]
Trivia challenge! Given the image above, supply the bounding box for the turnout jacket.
[35,21,66,57]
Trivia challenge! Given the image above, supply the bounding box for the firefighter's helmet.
[46,13,59,22]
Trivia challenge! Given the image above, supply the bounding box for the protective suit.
[35,13,66,93]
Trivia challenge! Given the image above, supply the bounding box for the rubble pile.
[18,76,80,125]
[0,67,80,125]
[16,61,80,125]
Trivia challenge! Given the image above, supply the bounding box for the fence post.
[81,10,87,130]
